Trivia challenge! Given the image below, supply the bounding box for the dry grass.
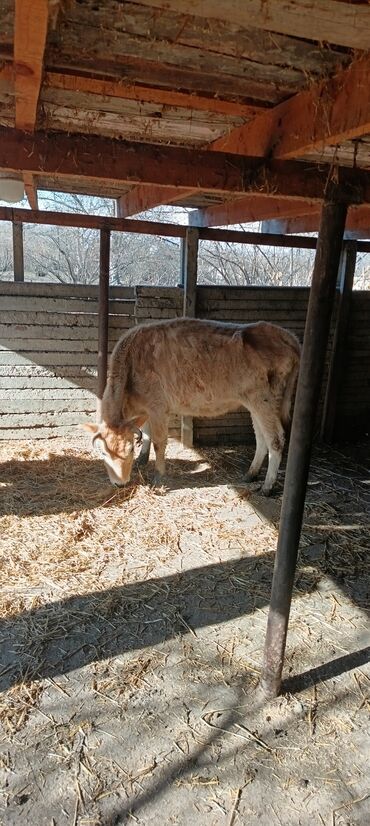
[0,436,369,825]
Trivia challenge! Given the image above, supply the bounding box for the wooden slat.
[0,399,96,415]
[1,339,99,353]
[0,426,88,440]
[118,185,195,217]
[1,411,92,427]
[136,1,370,50]
[0,324,126,341]
[1,127,369,203]
[44,71,260,119]
[0,387,95,399]
[0,281,135,299]
[0,352,98,366]
[262,205,370,235]
[0,295,135,314]
[12,222,24,282]
[23,172,38,210]
[14,0,49,131]
[211,55,370,160]
[321,244,357,442]
[0,311,134,329]
[192,196,320,228]
[0,377,97,390]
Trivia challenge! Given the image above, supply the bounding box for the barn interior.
[0,2,370,824]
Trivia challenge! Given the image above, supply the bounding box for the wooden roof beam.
[1,126,370,203]
[136,0,370,50]
[23,172,38,210]
[190,195,321,228]
[210,55,370,160]
[262,205,370,235]
[43,72,261,119]
[117,185,195,217]
[14,0,49,131]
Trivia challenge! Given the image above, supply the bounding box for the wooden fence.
[0,281,369,442]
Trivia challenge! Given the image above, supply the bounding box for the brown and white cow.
[84,318,300,495]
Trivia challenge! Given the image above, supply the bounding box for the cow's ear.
[81,422,99,434]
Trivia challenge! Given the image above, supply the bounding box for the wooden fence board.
[0,281,135,299]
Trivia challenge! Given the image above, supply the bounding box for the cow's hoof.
[245,479,261,492]
[261,486,273,497]
[245,470,259,482]
[152,471,166,487]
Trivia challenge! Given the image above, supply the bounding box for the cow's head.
[83,419,143,485]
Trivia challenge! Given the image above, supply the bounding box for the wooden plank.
[211,55,370,160]
[0,205,186,238]
[0,377,97,390]
[0,281,135,299]
[192,196,320,228]
[180,227,199,447]
[0,364,97,377]
[0,387,95,399]
[197,286,310,300]
[136,1,370,50]
[182,228,199,317]
[135,308,183,319]
[44,71,261,119]
[263,206,370,236]
[12,221,24,282]
[23,172,38,210]
[0,295,134,314]
[0,127,368,203]
[0,310,133,329]
[0,426,88,440]
[97,228,110,415]
[321,244,357,442]
[197,299,309,311]
[135,287,183,299]
[1,339,99,353]
[118,185,194,217]
[0,399,96,415]
[0,324,126,342]
[1,412,92,427]
[0,352,98,366]
[14,0,48,131]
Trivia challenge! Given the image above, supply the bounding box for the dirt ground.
[0,435,369,826]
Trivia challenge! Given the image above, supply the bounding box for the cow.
[84,318,300,495]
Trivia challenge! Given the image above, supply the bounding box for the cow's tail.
[281,336,301,430]
[101,333,133,427]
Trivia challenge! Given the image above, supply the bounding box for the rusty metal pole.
[97,228,110,421]
[261,196,348,699]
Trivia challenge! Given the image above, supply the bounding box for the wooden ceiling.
[1,0,370,232]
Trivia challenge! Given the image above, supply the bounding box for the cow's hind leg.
[246,413,268,482]
[252,407,285,495]
[149,415,169,485]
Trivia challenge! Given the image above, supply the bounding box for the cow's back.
[106,318,298,421]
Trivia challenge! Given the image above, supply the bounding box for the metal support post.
[261,197,348,698]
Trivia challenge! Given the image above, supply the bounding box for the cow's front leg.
[246,413,268,482]
[150,415,169,485]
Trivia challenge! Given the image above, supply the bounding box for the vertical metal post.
[97,228,110,421]
[181,226,199,447]
[12,221,24,281]
[261,196,348,699]
[321,241,357,443]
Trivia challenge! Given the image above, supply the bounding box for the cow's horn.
[92,431,101,447]
[132,426,143,445]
